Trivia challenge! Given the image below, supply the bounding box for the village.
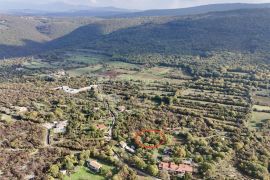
[42,85,198,179]
[1,54,269,180]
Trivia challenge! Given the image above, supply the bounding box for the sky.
[1,0,270,10]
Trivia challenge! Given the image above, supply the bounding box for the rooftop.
[87,160,102,169]
[159,162,193,173]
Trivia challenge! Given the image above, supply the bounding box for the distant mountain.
[44,7,137,17]
[45,8,270,56]
[1,8,270,59]
[0,2,137,17]
[2,3,270,18]
[117,3,270,17]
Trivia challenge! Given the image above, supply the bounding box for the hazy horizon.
[1,0,270,10]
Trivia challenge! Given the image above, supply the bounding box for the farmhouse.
[86,160,102,172]
[53,85,98,94]
[159,162,193,174]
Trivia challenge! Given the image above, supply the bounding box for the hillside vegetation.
[0,15,100,57]
[1,9,270,60]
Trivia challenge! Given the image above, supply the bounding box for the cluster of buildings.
[159,162,195,176]
[159,159,197,177]
[42,120,69,133]
[53,85,98,94]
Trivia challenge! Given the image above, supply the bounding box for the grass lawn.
[253,105,270,111]
[64,166,105,180]
[64,161,115,180]
[66,54,108,64]
[23,60,53,69]
[107,61,140,69]
[67,64,103,77]
[249,111,270,129]
[253,96,270,106]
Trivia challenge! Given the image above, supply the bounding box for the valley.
[0,2,270,180]
[0,48,269,179]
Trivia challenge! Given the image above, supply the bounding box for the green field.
[66,54,109,64]
[64,161,115,180]
[64,166,105,180]
[67,64,103,77]
[23,60,53,69]
[249,111,270,129]
[253,105,270,111]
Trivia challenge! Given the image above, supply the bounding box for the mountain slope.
[47,8,270,56]
[1,9,270,58]
[0,15,101,57]
[117,3,270,17]
[0,2,137,17]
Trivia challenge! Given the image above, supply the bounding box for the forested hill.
[45,8,270,57]
[1,8,270,58]
[116,3,270,17]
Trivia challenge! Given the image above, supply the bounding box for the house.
[96,124,107,131]
[159,162,193,174]
[86,160,102,172]
[42,122,55,129]
[119,141,135,153]
[54,120,68,133]
[125,146,135,153]
[53,85,98,94]
[120,141,127,148]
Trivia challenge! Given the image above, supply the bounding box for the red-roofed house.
[159,162,193,174]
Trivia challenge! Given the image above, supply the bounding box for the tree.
[65,160,74,170]
[49,164,59,178]
[159,170,170,180]
[234,142,244,151]
[174,147,186,158]
[100,167,110,176]
[132,156,147,170]
[200,162,215,177]
[54,108,63,119]
[183,172,192,180]
[147,164,159,176]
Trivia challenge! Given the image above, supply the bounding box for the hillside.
[117,3,270,17]
[0,15,101,57]
[1,8,270,59]
[46,8,270,58]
